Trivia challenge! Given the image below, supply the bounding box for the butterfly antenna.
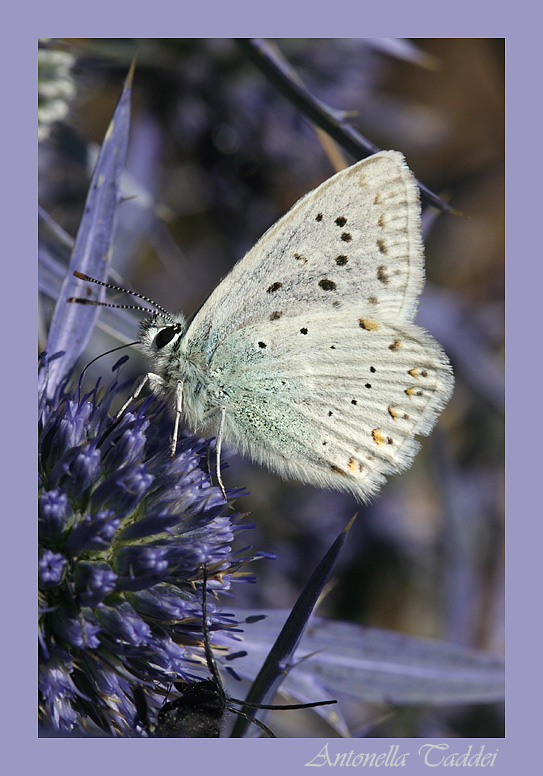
[199,567,277,738]
[201,565,227,706]
[133,686,151,733]
[226,705,277,738]
[230,697,337,711]
[68,270,173,318]
[200,564,336,737]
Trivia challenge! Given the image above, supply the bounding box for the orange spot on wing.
[359,318,380,331]
[372,429,386,445]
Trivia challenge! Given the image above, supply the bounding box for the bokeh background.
[38,38,504,737]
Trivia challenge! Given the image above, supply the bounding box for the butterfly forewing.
[184,151,424,362]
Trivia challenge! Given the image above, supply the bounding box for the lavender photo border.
[11,10,532,775]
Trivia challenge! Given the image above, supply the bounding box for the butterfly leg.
[215,406,227,500]
[113,372,169,422]
[170,380,184,458]
[200,406,227,498]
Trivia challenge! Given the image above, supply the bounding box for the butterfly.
[70,150,453,502]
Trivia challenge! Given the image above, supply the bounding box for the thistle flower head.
[38,354,251,735]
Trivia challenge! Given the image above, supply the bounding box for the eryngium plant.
[38,354,251,735]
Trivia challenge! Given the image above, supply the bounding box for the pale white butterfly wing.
[208,311,454,501]
[156,149,453,499]
[184,151,424,361]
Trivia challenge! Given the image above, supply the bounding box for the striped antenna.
[67,270,173,318]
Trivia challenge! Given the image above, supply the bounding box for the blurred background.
[38,38,504,737]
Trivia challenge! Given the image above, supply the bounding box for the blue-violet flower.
[38,354,251,735]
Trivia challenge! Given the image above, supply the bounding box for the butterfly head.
[139,312,187,357]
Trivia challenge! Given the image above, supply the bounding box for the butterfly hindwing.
[209,310,453,500]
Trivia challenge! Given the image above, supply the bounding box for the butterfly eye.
[155,327,177,349]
